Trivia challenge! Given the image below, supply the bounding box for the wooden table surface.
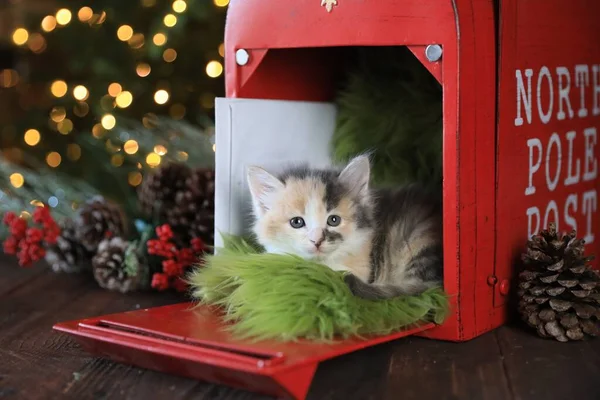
[1,253,599,400]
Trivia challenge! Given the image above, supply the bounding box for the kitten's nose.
[310,237,324,249]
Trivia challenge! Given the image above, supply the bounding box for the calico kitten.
[246,155,443,300]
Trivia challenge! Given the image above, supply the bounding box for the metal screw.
[425,44,442,62]
[499,279,510,296]
[487,275,498,286]
[235,49,250,66]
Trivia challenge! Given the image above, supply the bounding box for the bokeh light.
[27,33,46,53]
[128,171,143,186]
[73,85,89,101]
[50,80,68,97]
[163,48,177,62]
[117,25,134,41]
[78,7,93,22]
[41,16,57,32]
[111,154,124,166]
[154,89,169,104]
[1,69,19,88]
[108,83,122,96]
[146,153,161,167]
[169,103,186,120]
[214,0,230,7]
[115,91,133,108]
[164,14,177,27]
[101,114,116,130]
[205,61,223,78]
[56,9,72,26]
[10,173,24,188]
[67,144,81,161]
[136,63,151,77]
[50,106,66,122]
[153,33,167,46]
[123,140,139,154]
[57,119,73,135]
[154,145,167,155]
[173,0,187,13]
[46,152,62,168]
[24,129,41,146]
[128,33,145,49]
[12,28,29,46]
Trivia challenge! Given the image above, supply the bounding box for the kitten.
[246,155,443,300]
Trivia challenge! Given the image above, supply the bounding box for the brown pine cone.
[518,223,599,342]
[92,237,146,293]
[138,162,191,219]
[74,196,127,252]
[44,218,91,273]
[166,167,215,246]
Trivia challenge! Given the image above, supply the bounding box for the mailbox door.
[495,0,600,306]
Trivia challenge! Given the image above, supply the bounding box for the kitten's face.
[247,156,372,260]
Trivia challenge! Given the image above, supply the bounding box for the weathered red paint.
[54,1,600,398]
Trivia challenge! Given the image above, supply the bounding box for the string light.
[214,0,230,7]
[78,7,93,22]
[205,61,223,78]
[41,16,57,32]
[218,43,225,57]
[73,85,89,101]
[154,145,167,155]
[153,33,167,46]
[115,91,133,108]
[57,119,73,135]
[111,154,124,166]
[128,172,143,187]
[136,63,151,77]
[128,33,145,49]
[46,152,62,168]
[1,69,19,88]
[27,33,46,53]
[123,140,139,154]
[24,129,41,146]
[107,83,122,96]
[164,14,177,27]
[56,9,72,26]
[146,153,161,167]
[12,28,29,46]
[101,114,116,130]
[50,80,68,97]
[117,25,134,41]
[173,0,187,13]
[163,48,177,62]
[154,89,169,104]
[10,173,24,188]
[67,144,81,161]
[50,107,66,122]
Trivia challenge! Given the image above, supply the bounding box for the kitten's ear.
[338,155,370,199]
[246,166,284,214]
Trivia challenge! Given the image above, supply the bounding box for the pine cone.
[44,218,91,273]
[92,237,146,293]
[518,223,600,342]
[166,167,215,246]
[75,196,127,252]
[138,162,191,219]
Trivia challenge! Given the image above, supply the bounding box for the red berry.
[190,237,205,253]
[156,224,174,242]
[32,206,50,224]
[171,278,188,293]
[151,273,170,291]
[25,227,44,244]
[3,212,17,226]
[176,248,196,266]
[162,259,183,277]
[2,236,19,255]
[9,218,28,240]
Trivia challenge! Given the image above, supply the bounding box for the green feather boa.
[332,46,443,188]
[188,235,449,342]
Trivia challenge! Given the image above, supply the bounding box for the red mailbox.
[54,1,600,398]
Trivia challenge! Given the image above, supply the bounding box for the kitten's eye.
[289,217,305,229]
[327,215,341,227]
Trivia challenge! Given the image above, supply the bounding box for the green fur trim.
[188,235,449,342]
[332,46,443,188]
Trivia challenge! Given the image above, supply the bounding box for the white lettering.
[564,131,581,186]
[564,193,578,232]
[593,65,600,116]
[515,69,533,126]
[545,133,562,191]
[526,138,543,195]
[537,66,554,124]
[583,127,598,181]
[543,200,559,231]
[575,65,589,118]
[556,67,574,120]
[582,190,597,244]
[527,206,540,238]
